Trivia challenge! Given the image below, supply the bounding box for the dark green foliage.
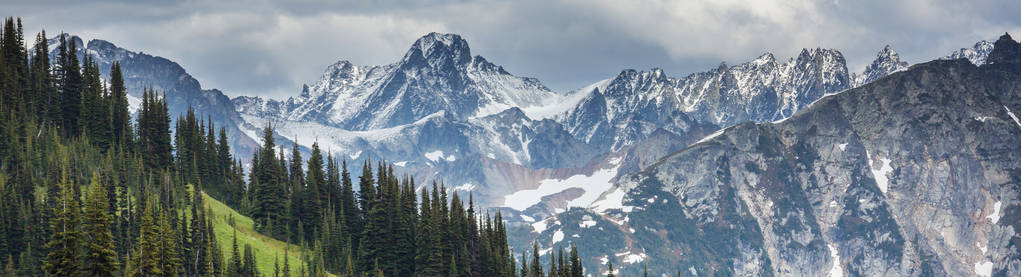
[43,174,81,277]
[108,62,131,147]
[137,89,173,169]
[82,173,118,277]
[251,123,287,237]
[58,34,83,137]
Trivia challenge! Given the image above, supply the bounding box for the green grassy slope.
[203,192,328,276]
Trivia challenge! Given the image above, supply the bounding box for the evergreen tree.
[227,231,243,277]
[108,61,131,147]
[59,35,83,137]
[131,202,161,277]
[251,123,286,236]
[43,174,81,277]
[305,142,326,241]
[569,245,582,277]
[82,172,119,277]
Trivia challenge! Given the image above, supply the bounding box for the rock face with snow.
[853,45,910,87]
[238,33,555,130]
[560,48,852,152]
[944,40,995,66]
[538,35,1021,276]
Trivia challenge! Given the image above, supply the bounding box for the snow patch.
[827,244,843,277]
[521,78,610,120]
[520,214,535,222]
[838,143,848,151]
[615,251,646,264]
[975,261,993,277]
[1005,105,1021,128]
[503,161,621,210]
[424,150,445,162]
[580,220,597,228]
[552,230,564,244]
[349,150,362,160]
[987,201,1002,224]
[590,187,628,213]
[393,161,408,167]
[695,128,725,144]
[866,150,893,194]
[451,183,475,192]
[532,220,548,233]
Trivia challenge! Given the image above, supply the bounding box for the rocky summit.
[539,34,1021,276]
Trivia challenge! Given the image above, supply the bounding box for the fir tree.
[59,35,83,137]
[108,62,131,147]
[43,174,81,277]
[131,202,161,277]
[82,172,119,277]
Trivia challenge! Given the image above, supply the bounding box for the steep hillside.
[538,34,1021,275]
[203,191,328,276]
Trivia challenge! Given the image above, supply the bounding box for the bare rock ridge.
[546,33,1020,275]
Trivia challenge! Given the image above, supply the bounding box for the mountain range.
[67,30,1009,275]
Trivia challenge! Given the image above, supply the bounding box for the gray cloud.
[7,0,1020,98]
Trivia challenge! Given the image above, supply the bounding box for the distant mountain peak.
[852,44,909,87]
[943,39,995,66]
[403,32,472,66]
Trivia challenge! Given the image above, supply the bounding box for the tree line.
[0,17,587,276]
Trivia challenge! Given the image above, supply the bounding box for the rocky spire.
[986,32,1020,64]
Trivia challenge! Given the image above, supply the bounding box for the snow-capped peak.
[943,40,994,66]
[852,45,909,87]
[402,32,473,66]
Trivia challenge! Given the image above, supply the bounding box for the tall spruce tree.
[108,61,131,147]
[82,172,119,277]
[59,35,82,137]
[43,174,81,277]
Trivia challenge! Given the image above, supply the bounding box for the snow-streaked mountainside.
[234,33,555,130]
[232,32,988,215]
[527,35,1021,275]
[558,48,854,152]
[944,40,995,66]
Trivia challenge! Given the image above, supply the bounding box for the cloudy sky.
[8,0,1020,98]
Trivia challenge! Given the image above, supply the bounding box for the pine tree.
[569,245,582,277]
[59,35,83,137]
[108,62,131,147]
[43,174,81,277]
[242,244,256,277]
[252,123,286,236]
[305,142,326,241]
[606,260,615,277]
[227,231,243,277]
[131,202,161,277]
[82,172,119,276]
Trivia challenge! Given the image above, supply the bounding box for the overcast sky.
[8,0,1020,99]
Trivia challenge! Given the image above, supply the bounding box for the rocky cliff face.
[560,48,852,153]
[534,34,1021,276]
